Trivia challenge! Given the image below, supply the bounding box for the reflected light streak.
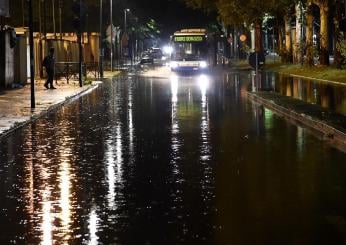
[199,74,212,214]
[296,126,305,159]
[42,190,53,245]
[170,75,179,103]
[106,140,116,208]
[106,125,123,209]
[170,74,180,175]
[59,159,71,239]
[57,136,73,242]
[264,108,274,130]
[198,74,211,162]
[116,125,123,181]
[128,85,134,154]
[23,132,34,217]
[88,208,99,245]
[198,74,209,103]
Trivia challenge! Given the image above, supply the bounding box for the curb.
[278,73,346,86]
[0,82,101,141]
[247,92,346,152]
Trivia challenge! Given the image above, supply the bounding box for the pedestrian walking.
[42,47,56,89]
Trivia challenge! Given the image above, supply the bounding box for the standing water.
[0,72,345,244]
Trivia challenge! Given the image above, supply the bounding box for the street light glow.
[163,45,173,55]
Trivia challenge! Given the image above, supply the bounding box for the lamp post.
[110,0,113,72]
[99,0,103,77]
[300,0,304,66]
[78,0,83,87]
[28,0,35,108]
[124,8,130,65]
[52,0,56,37]
[124,8,130,34]
[59,0,62,39]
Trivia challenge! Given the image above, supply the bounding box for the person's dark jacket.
[42,55,55,72]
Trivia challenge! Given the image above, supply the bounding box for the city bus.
[170,29,209,72]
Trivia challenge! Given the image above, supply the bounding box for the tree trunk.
[305,2,314,66]
[318,1,330,65]
[284,14,293,62]
[254,19,263,53]
[294,2,303,64]
[278,25,284,51]
[333,0,343,68]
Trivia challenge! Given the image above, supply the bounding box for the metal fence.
[54,62,99,84]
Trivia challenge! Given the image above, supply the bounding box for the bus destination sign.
[174,36,204,42]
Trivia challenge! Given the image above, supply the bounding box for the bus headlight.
[200,61,208,68]
[170,61,178,69]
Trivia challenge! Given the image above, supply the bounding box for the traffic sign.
[240,34,247,42]
[249,52,265,69]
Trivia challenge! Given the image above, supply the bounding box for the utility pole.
[39,0,43,77]
[28,0,35,108]
[79,0,83,87]
[44,0,47,39]
[124,9,127,34]
[124,9,129,66]
[300,0,304,67]
[72,0,84,86]
[99,0,103,78]
[110,0,113,72]
[52,0,56,37]
[59,0,62,39]
[22,0,25,26]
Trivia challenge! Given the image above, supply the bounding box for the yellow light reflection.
[42,190,53,245]
[57,136,73,243]
[59,158,71,238]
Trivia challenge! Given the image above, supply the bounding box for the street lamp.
[124,8,130,34]
[124,8,130,65]
[99,0,103,77]
[110,0,113,71]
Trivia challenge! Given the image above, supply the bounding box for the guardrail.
[54,62,100,84]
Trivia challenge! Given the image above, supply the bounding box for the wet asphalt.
[0,70,346,244]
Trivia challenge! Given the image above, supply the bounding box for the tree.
[305,0,315,66]
[185,0,296,54]
[333,0,343,67]
[314,0,330,65]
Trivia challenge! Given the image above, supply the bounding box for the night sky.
[128,0,216,38]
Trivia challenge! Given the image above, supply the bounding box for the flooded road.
[0,70,346,244]
[258,72,346,115]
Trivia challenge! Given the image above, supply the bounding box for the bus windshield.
[172,41,207,61]
[171,29,208,61]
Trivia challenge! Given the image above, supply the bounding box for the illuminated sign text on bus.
[174,36,204,42]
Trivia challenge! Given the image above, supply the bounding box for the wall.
[0,30,14,88]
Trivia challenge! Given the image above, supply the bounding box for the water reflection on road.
[257,72,346,115]
[0,71,345,244]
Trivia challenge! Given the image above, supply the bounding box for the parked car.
[140,52,154,65]
[150,48,163,59]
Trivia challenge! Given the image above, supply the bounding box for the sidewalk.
[0,79,101,138]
